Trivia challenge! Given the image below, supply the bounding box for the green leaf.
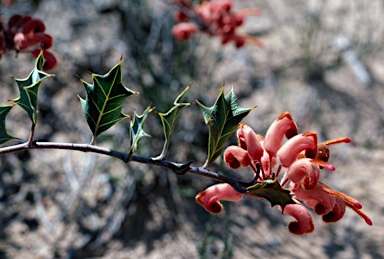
[156,85,191,159]
[246,179,296,210]
[0,105,18,145]
[195,86,253,166]
[79,58,137,141]
[130,106,154,153]
[11,52,52,124]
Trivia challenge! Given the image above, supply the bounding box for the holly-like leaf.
[130,106,154,153]
[195,86,253,166]
[156,85,191,159]
[11,51,52,124]
[79,58,138,142]
[0,105,18,145]
[246,179,296,210]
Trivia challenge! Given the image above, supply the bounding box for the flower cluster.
[196,112,372,235]
[0,14,56,70]
[171,0,263,48]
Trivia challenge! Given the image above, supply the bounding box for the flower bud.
[286,158,320,189]
[264,112,298,157]
[281,203,314,235]
[322,196,346,223]
[171,22,198,41]
[224,146,251,169]
[277,132,318,168]
[293,182,336,215]
[195,183,243,214]
[236,124,263,162]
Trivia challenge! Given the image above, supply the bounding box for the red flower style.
[0,14,56,70]
[195,112,372,235]
[172,0,263,48]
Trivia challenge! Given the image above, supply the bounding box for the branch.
[0,141,252,191]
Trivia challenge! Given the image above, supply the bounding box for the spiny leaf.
[0,105,18,145]
[156,85,191,159]
[195,86,253,166]
[79,58,138,141]
[130,106,154,153]
[10,51,52,124]
[246,179,296,210]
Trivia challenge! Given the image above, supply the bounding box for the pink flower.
[0,14,56,69]
[292,182,337,215]
[223,145,252,169]
[263,112,298,157]
[277,131,318,167]
[236,124,264,163]
[213,111,372,234]
[280,203,314,235]
[285,158,321,189]
[322,196,346,223]
[172,0,262,48]
[195,183,243,214]
[171,22,198,41]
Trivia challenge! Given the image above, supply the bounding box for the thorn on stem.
[173,160,193,175]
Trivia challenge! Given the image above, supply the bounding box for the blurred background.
[0,0,383,258]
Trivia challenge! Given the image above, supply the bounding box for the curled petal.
[292,182,336,215]
[236,124,264,162]
[281,203,314,235]
[41,50,57,70]
[224,146,251,169]
[22,19,46,35]
[277,132,318,168]
[172,22,198,40]
[286,158,320,189]
[195,183,243,214]
[27,33,53,49]
[322,196,346,223]
[264,112,298,157]
[8,14,23,29]
[8,15,32,31]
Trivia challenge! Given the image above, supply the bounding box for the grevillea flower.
[284,158,322,189]
[237,124,264,162]
[263,112,298,157]
[195,111,372,235]
[172,0,263,48]
[195,183,243,214]
[0,14,56,70]
[223,145,252,169]
[277,131,318,167]
[280,203,315,235]
[171,22,198,41]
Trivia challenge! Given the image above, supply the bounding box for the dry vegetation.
[0,0,383,258]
